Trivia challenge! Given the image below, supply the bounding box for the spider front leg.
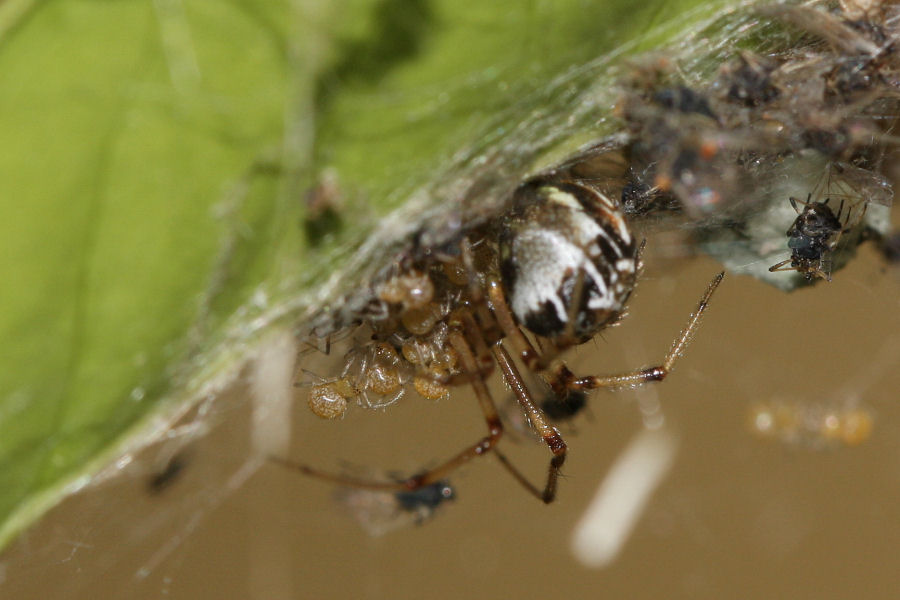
[488,268,723,395]
[554,271,724,392]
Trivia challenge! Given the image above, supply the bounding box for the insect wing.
[336,481,454,537]
[815,161,893,209]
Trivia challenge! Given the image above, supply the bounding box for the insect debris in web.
[146,452,191,495]
[680,1,898,289]
[334,478,456,537]
[271,0,899,525]
[770,193,853,282]
[768,161,893,281]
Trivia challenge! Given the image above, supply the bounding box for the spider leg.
[492,343,566,503]
[769,259,800,273]
[551,271,724,392]
[486,279,545,370]
[488,272,590,370]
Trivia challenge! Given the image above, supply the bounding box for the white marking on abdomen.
[511,229,615,324]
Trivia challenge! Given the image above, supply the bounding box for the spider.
[274,166,724,505]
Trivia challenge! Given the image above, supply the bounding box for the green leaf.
[0,0,293,547]
[0,0,742,549]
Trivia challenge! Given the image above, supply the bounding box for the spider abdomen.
[499,178,637,342]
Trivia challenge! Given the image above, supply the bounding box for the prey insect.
[768,195,852,281]
[274,166,724,505]
[769,161,891,281]
[334,479,455,537]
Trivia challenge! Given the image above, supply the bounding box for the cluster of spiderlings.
[305,341,409,419]
[748,399,874,448]
[618,1,898,226]
[307,341,421,419]
[303,249,482,419]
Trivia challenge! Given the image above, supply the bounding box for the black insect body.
[621,174,665,216]
[651,86,718,119]
[395,480,455,514]
[147,453,189,495]
[787,200,843,255]
[335,479,456,536]
[540,390,588,422]
[767,157,892,283]
[723,53,780,107]
[769,196,848,281]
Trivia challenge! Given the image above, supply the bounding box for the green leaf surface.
[0,0,293,547]
[0,0,735,550]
